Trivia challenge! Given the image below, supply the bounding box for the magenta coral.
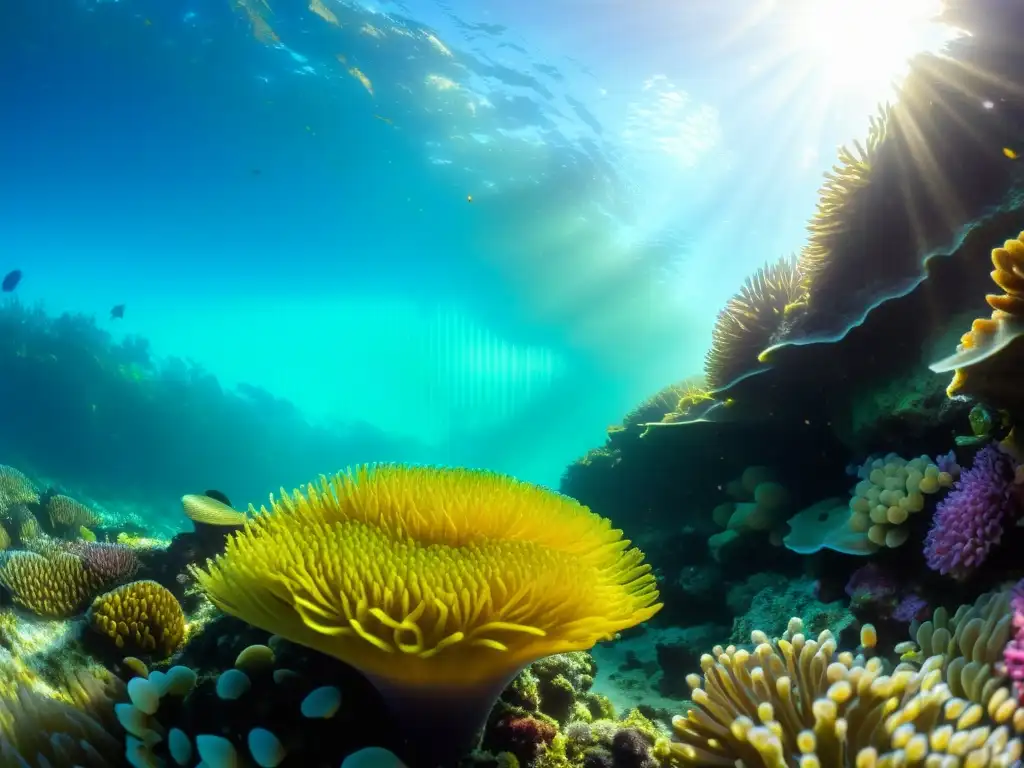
[1003,579,1024,702]
[924,445,1019,580]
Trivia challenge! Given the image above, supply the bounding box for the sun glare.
[789,0,950,97]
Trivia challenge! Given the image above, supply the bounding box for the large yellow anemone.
[190,464,660,762]
[191,465,660,684]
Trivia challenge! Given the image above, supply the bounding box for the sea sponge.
[848,453,955,549]
[190,464,661,765]
[930,232,1024,413]
[0,551,101,617]
[45,494,101,531]
[704,255,805,390]
[655,617,1024,766]
[924,444,1019,579]
[89,579,187,658]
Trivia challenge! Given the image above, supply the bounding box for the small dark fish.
[251,168,261,175]
[2,270,21,292]
[110,304,125,319]
[204,489,232,507]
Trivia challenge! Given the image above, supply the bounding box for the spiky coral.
[0,551,99,617]
[45,494,100,531]
[0,465,38,515]
[190,464,661,765]
[798,104,891,294]
[89,579,186,658]
[930,232,1024,413]
[704,255,805,390]
[0,542,138,618]
[656,618,1024,766]
[66,541,140,584]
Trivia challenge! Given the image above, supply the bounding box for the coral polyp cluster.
[704,255,805,390]
[848,453,956,549]
[656,618,1024,767]
[89,579,187,658]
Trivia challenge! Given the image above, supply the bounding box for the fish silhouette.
[2,270,21,292]
[110,304,125,319]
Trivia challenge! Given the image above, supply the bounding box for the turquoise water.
[1,0,952,504]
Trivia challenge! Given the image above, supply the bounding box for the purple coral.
[892,594,929,623]
[924,445,1019,579]
[66,541,140,585]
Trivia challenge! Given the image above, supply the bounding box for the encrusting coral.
[190,464,662,766]
[655,616,1024,767]
[704,255,805,391]
[89,579,187,658]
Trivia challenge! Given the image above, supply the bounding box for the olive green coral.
[0,465,39,515]
[89,579,187,658]
[46,494,101,531]
[655,618,1024,767]
[0,550,102,617]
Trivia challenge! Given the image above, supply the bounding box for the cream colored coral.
[848,453,955,548]
[898,587,1013,708]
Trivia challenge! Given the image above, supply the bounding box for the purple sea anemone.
[924,444,1019,580]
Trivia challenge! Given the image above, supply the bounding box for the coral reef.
[657,616,1024,766]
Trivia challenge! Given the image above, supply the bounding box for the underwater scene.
[7,0,1024,766]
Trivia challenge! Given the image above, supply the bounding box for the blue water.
[0,0,951,507]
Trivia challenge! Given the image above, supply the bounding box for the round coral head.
[191,465,662,691]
